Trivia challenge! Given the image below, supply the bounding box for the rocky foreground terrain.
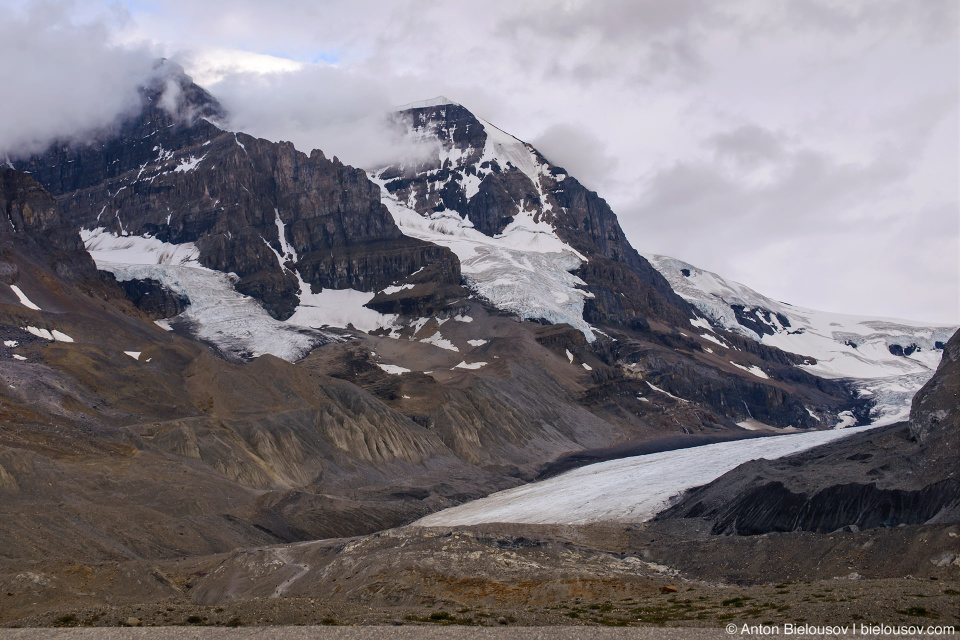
[0,63,956,629]
[1,331,956,629]
[0,324,960,626]
[2,519,958,628]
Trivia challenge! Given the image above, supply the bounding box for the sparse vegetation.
[54,614,76,626]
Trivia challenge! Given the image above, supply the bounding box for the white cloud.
[205,64,437,169]
[531,124,619,191]
[0,2,157,157]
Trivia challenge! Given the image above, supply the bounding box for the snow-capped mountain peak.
[373,101,597,339]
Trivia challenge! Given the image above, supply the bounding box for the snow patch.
[454,361,487,370]
[124,351,141,360]
[382,283,415,295]
[3,340,18,347]
[9,285,40,311]
[12,354,27,361]
[690,317,712,331]
[467,339,488,347]
[565,349,574,363]
[289,288,396,334]
[377,363,411,375]
[25,326,51,340]
[646,381,686,402]
[729,361,769,380]
[420,332,459,352]
[700,333,729,349]
[173,153,207,173]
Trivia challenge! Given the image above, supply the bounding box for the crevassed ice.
[375,184,595,340]
[82,227,356,361]
[644,253,957,424]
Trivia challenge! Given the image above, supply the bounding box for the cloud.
[205,64,436,169]
[495,0,726,84]
[530,124,619,191]
[707,124,788,170]
[620,106,958,322]
[0,3,157,157]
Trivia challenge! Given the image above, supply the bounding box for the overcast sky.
[2,0,957,324]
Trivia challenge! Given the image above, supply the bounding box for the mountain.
[1,68,949,571]
[370,96,693,334]
[646,254,955,424]
[1,67,958,631]
[11,74,875,433]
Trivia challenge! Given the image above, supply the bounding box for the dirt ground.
[2,521,957,630]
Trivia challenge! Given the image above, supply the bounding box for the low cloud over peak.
[0,5,158,158]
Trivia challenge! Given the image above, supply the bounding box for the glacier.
[416,423,880,527]
[375,189,596,339]
[645,254,956,424]
[82,228,347,361]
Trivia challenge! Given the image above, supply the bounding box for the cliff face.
[0,168,98,283]
[14,64,460,320]
[910,326,960,444]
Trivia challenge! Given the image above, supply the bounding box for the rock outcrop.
[0,168,98,282]
[910,325,960,444]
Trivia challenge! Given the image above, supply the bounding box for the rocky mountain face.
[10,76,869,434]
[14,63,460,320]
[656,327,960,535]
[910,325,960,444]
[374,98,692,329]
[365,98,873,431]
[647,255,956,425]
[0,168,98,284]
